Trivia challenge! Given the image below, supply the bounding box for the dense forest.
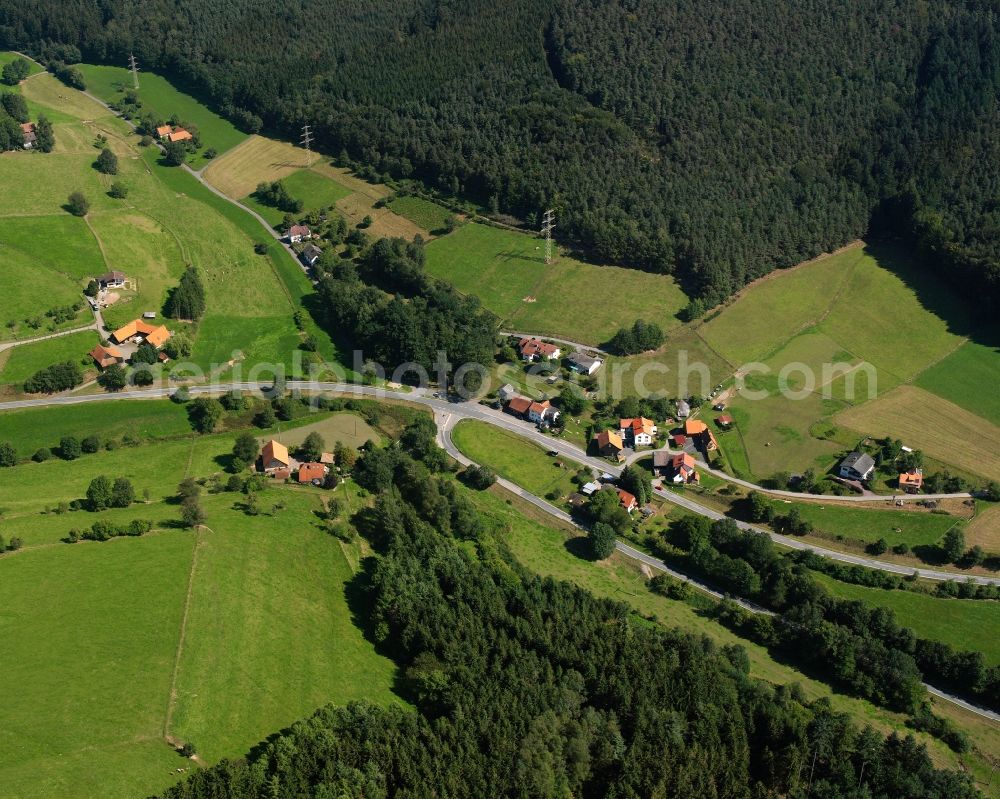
[156,422,981,798]
[0,0,997,308]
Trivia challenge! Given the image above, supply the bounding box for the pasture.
[915,338,1000,426]
[0,246,89,336]
[0,51,42,76]
[967,503,1000,551]
[20,71,113,121]
[201,135,312,198]
[241,166,353,227]
[835,386,1000,481]
[388,195,454,232]
[0,330,98,385]
[77,64,247,167]
[451,419,578,500]
[265,411,382,452]
[425,222,688,345]
[814,574,1000,666]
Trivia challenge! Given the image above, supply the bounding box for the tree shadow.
[564,535,597,561]
[911,543,948,566]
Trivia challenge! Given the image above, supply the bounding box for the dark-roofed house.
[301,244,323,267]
[567,351,602,375]
[96,271,129,290]
[676,399,691,419]
[839,451,876,482]
[497,383,517,403]
[652,450,672,475]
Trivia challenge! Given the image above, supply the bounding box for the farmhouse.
[298,462,327,485]
[505,396,533,418]
[20,122,36,149]
[665,452,699,484]
[111,319,171,349]
[716,414,734,429]
[528,400,560,425]
[684,419,718,452]
[301,243,323,267]
[284,224,312,243]
[167,128,193,143]
[898,468,924,494]
[96,270,130,290]
[260,439,290,473]
[88,343,123,369]
[616,488,638,513]
[594,430,624,459]
[567,351,602,375]
[676,399,691,419]
[839,451,876,482]
[518,337,561,361]
[155,125,173,139]
[620,417,657,446]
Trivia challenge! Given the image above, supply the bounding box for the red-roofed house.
[156,125,173,140]
[898,468,923,494]
[617,488,638,513]
[528,400,559,425]
[666,452,699,484]
[684,419,718,452]
[261,439,290,473]
[506,396,533,418]
[284,224,312,243]
[517,337,561,362]
[619,417,657,446]
[21,122,36,149]
[716,414,734,429]
[168,128,193,143]
[298,462,327,485]
[89,344,123,369]
[594,430,624,459]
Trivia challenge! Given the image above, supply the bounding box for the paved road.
[500,330,609,355]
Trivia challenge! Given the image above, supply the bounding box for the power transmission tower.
[128,53,139,90]
[300,123,314,161]
[541,209,556,264]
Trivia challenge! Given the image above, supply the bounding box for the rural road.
[0,323,97,353]
[0,379,994,585]
[499,331,609,355]
[435,410,1000,724]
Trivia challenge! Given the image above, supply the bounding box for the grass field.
[0,247,90,335]
[425,222,689,345]
[388,195,453,232]
[77,64,247,167]
[967,503,1000,551]
[467,483,988,782]
[241,167,353,227]
[836,385,1000,481]
[201,135,311,197]
[0,51,42,76]
[776,499,961,548]
[0,400,192,458]
[263,412,381,453]
[0,330,98,385]
[915,338,1000,426]
[451,419,579,500]
[814,574,1000,665]
[21,71,113,121]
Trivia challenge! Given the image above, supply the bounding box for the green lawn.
[0,330,98,384]
[265,412,382,453]
[0,400,192,461]
[0,215,105,280]
[425,222,688,345]
[774,500,961,548]
[77,64,247,168]
[915,338,1000,426]
[388,195,454,232]
[241,167,353,227]
[814,574,1000,665]
[451,419,579,501]
[0,246,89,335]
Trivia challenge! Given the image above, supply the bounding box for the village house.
[898,468,923,494]
[505,396,533,418]
[284,224,312,244]
[517,337,561,362]
[619,417,657,447]
[676,399,691,419]
[88,343,123,370]
[320,452,335,466]
[839,451,876,482]
[156,125,173,140]
[716,414,734,429]
[666,452,700,484]
[260,439,290,473]
[594,430,624,460]
[167,128,193,143]
[21,122,36,149]
[96,270,130,290]
[527,400,560,425]
[111,319,171,349]
[497,383,517,404]
[684,419,718,452]
[301,243,323,267]
[298,462,327,485]
[567,351,602,375]
[616,487,638,513]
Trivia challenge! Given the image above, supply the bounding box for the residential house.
[684,419,719,452]
[839,451,876,482]
[716,414,734,429]
[301,243,323,267]
[676,399,691,419]
[594,430,624,460]
[167,128,193,143]
[89,344,123,370]
[284,224,312,244]
[506,396,533,418]
[528,400,559,425]
[665,452,699,484]
[581,481,602,496]
[616,488,638,513]
[96,270,129,290]
[518,337,561,362]
[898,468,923,494]
[567,351,602,375]
[298,462,327,485]
[156,125,173,140]
[110,319,171,349]
[497,383,517,403]
[20,122,36,149]
[652,450,672,475]
[320,452,335,466]
[620,417,657,447]
[260,439,290,473]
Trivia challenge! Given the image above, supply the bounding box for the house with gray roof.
[838,451,876,482]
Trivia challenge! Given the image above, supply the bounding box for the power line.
[541,209,556,264]
[300,123,313,157]
[127,53,139,90]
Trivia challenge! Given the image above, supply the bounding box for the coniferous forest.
[0,0,997,307]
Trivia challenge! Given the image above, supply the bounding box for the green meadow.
[241,166,353,227]
[425,222,688,345]
[388,194,454,232]
[915,338,1000,426]
[77,64,247,167]
[773,499,961,548]
[0,330,98,385]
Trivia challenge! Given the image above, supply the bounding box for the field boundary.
[162,528,204,741]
